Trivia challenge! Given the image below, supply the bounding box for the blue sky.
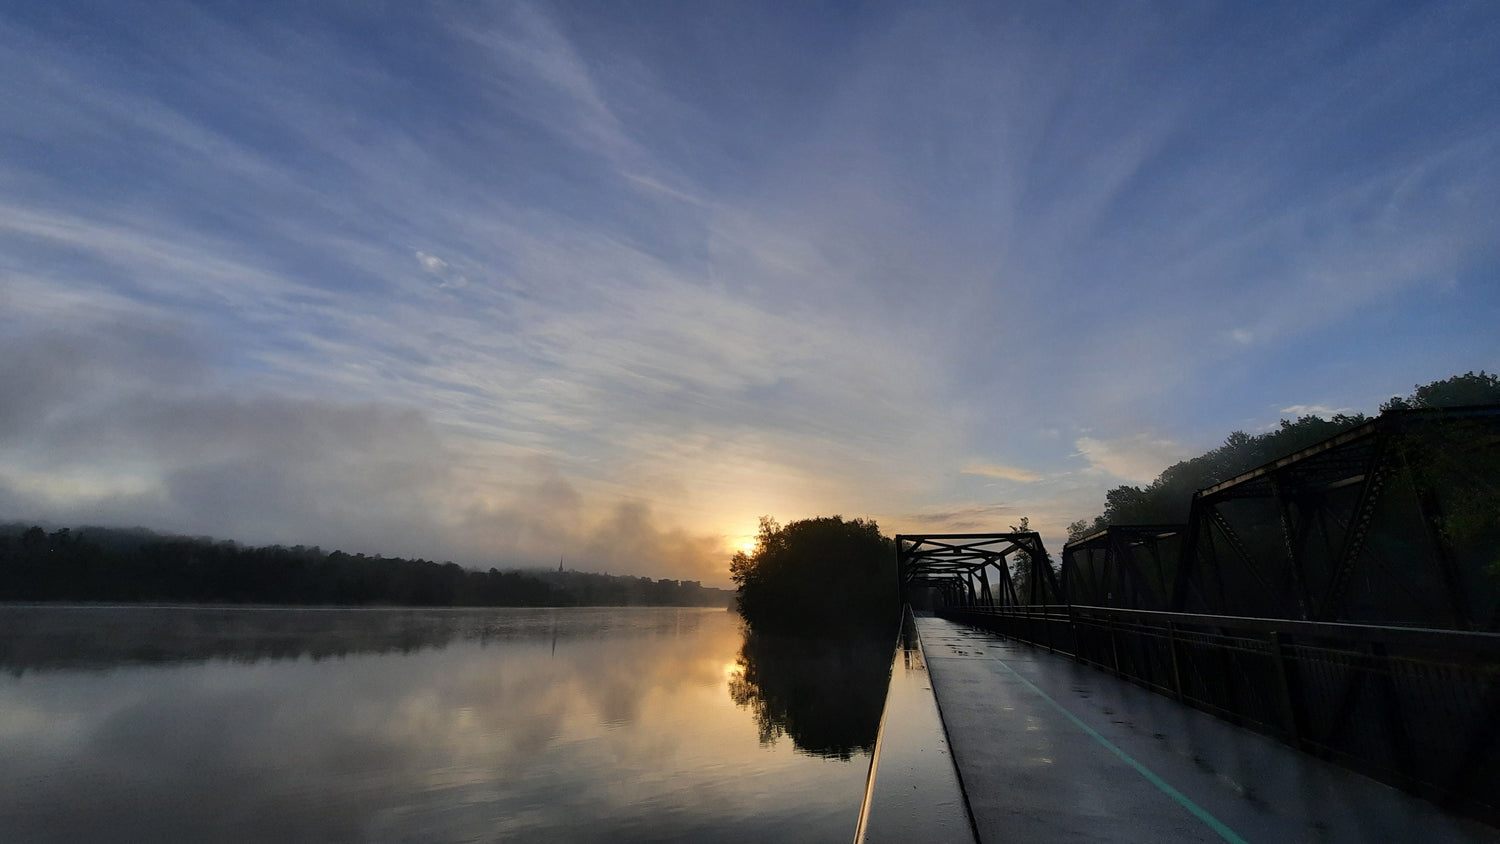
[2,1,1497,583]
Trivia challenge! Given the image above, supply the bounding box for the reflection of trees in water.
[728,630,892,760]
[0,606,711,674]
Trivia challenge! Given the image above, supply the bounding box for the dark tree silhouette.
[1073,371,1500,536]
[1381,370,1500,411]
[0,524,733,608]
[730,515,897,635]
[1007,516,1057,602]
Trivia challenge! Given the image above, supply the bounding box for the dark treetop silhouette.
[1068,370,1500,541]
[730,515,898,636]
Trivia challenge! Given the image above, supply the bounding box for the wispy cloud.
[1280,404,1354,418]
[2,1,1497,581]
[1073,435,1192,486]
[897,504,1020,533]
[962,463,1043,483]
[455,1,638,164]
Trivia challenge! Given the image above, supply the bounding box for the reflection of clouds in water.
[0,605,713,673]
[0,608,867,842]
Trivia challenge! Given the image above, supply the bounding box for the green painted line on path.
[991,654,1250,844]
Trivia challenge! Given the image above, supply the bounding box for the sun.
[730,532,757,555]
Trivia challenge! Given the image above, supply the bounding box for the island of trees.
[726,515,898,758]
[0,524,733,608]
[730,515,898,635]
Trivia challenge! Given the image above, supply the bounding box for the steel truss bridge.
[898,405,1500,825]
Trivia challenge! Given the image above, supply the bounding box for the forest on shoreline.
[0,523,733,608]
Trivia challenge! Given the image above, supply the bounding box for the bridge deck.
[916,615,1496,843]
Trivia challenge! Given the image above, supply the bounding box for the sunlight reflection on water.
[0,605,880,842]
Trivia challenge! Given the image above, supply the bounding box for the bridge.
[859,406,1500,842]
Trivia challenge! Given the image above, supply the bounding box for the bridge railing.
[941,604,1500,825]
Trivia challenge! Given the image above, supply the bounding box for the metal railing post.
[1269,630,1303,747]
[1168,621,1186,703]
[1107,615,1122,678]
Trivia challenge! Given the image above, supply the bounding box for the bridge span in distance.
[860,407,1500,841]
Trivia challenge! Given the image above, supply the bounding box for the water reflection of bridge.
[866,407,1500,842]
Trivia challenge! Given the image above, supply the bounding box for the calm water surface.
[0,606,890,842]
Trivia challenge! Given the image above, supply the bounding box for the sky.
[2,1,1498,585]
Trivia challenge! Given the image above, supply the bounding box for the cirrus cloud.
[1073,435,1192,486]
[961,462,1043,483]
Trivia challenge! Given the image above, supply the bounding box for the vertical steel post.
[1107,615,1122,678]
[1271,478,1313,620]
[1269,630,1304,747]
[1168,621,1186,703]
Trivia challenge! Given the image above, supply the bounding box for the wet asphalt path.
[916,616,1497,844]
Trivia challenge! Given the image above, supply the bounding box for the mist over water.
[0,606,885,842]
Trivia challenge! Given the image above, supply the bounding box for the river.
[0,605,892,842]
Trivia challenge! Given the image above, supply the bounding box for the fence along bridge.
[875,406,1500,842]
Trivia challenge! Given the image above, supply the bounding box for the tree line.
[0,524,733,608]
[1069,371,1500,539]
